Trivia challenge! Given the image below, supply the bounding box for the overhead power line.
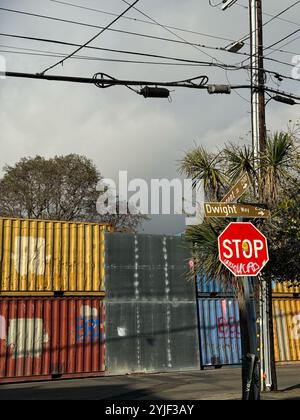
[120,0,221,63]
[0,7,297,61]
[1,70,300,102]
[236,1,300,27]
[0,45,228,67]
[260,0,300,28]
[0,32,241,69]
[47,0,299,57]
[231,1,300,68]
[1,32,298,81]
[264,28,300,52]
[41,0,142,74]
[0,7,254,57]
[47,0,242,43]
[3,44,299,83]
[240,28,300,67]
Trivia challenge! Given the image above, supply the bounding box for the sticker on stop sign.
[218,222,269,277]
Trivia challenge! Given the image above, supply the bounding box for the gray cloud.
[0,0,299,234]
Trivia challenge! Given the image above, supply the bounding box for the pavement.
[0,365,299,400]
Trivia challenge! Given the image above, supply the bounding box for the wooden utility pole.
[256,0,267,151]
[249,0,277,392]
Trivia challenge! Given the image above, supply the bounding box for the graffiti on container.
[12,236,51,276]
[0,316,6,340]
[6,318,49,358]
[292,314,300,340]
[217,316,241,338]
[76,305,103,343]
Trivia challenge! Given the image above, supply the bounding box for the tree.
[180,146,227,201]
[180,131,300,399]
[0,154,147,232]
[263,180,300,284]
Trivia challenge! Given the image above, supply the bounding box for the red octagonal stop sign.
[218,222,269,277]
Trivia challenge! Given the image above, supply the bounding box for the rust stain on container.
[273,298,300,363]
[0,297,106,382]
[0,218,108,294]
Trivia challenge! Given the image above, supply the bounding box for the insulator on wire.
[207,85,231,94]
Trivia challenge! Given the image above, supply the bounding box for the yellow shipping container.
[0,217,109,295]
[273,298,300,363]
[272,281,300,295]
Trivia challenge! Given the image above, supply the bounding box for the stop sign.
[218,222,269,277]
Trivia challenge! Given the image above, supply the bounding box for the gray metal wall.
[105,233,200,375]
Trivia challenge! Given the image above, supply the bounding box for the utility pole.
[249,0,277,392]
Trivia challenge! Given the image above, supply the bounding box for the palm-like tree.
[186,218,234,284]
[258,132,298,207]
[180,146,227,201]
[222,143,257,195]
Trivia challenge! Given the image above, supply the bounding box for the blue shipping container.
[198,298,242,366]
[197,275,235,295]
[196,275,255,297]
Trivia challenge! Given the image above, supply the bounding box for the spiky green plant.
[179,146,227,201]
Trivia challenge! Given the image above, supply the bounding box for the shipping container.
[272,281,300,296]
[273,298,300,363]
[197,275,236,296]
[198,298,243,367]
[0,218,108,295]
[196,275,255,297]
[0,297,106,382]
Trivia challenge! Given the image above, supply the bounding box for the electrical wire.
[0,7,255,57]
[1,33,299,83]
[240,28,300,67]
[0,45,235,67]
[46,0,299,56]
[264,29,300,53]
[120,0,223,64]
[47,0,242,43]
[2,69,300,102]
[0,7,297,62]
[40,0,142,74]
[233,1,300,67]
[264,34,300,60]
[208,1,223,7]
[0,32,242,69]
[236,1,300,28]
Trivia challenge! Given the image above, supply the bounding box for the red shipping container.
[0,298,106,383]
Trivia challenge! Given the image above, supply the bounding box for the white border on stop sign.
[217,222,270,277]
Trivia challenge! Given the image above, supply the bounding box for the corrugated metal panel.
[198,298,243,366]
[196,275,255,297]
[273,298,300,363]
[197,275,235,295]
[105,233,200,375]
[106,301,200,375]
[0,297,105,381]
[105,233,193,301]
[0,218,107,294]
[272,281,300,296]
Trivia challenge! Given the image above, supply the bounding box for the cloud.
[0,0,299,233]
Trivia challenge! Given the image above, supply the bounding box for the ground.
[0,365,299,400]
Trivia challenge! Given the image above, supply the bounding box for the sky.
[0,0,299,234]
